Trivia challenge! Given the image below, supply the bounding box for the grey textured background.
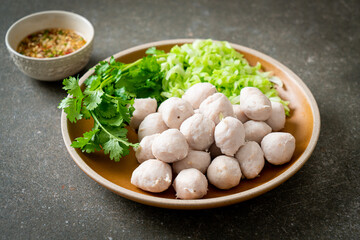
[1,0,359,239]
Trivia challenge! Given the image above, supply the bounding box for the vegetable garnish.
[60,39,290,162]
[59,55,165,161]
[155,39,289,114]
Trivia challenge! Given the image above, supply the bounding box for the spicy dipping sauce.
[16,28,86,58]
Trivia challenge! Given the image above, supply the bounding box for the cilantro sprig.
[59,52,166,161]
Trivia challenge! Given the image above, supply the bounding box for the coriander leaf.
[115,55,164,102]
[81,105,91,119]
[84,75,101,90]
[62,77,82,97]
[111,68,123,83]
[109,56,116,65]
[94,61,110,76]
[97,101,118,118]
[59,97,82,123]
[83,90,103,110]
[58,96,72,109]
[109,56,124,68]
[106,125,128,138]
[117,101,132,124]
[96,113,124,127]
[103,138,124,161]
[90,112,138,161]
[71,129,100,150]
[142,55,161,72]
[146,47,165,56]
[97,129,110,144]
[114,87,131,100]
[120,144,130,157]
[59,77,84,123]
[104,84,115,96]
[82,142,102,153]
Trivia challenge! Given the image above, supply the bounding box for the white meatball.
[159,97,194,129]
[180,113,215,151]
[138,113,168,141]
[173,168,208,199]
[261,132,296,165]
[243,120,272,144]
[199,93,234,125]
[233,104,248,123]
[215,117,245,156]
[135,134,160,164]
[240,87,272,121]
[152,129,189,163]
[235,141,265,179]
[182,83,217,109]
[207,156,242,190]
[129,98,157,129]
[157,101,165,113]
[209,142,222,159]
[265,101,286,131]
[173,150,211,174]
[131,159,172,193]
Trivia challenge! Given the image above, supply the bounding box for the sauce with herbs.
[16,28,86,58]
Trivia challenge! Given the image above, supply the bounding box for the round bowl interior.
[61,39,320,209]
[6,10,94,58]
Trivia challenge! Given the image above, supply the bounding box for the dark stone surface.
[1,0,359,239]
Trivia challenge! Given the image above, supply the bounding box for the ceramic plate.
[61,39,320,209]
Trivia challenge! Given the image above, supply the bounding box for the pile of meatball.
[129,83,296,199]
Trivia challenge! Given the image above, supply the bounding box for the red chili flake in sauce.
[16,28,86,58]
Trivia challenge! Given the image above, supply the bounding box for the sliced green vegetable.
[157,39,289,114]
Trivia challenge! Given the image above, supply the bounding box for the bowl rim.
[61,39,321,209]
[5,10,94,62]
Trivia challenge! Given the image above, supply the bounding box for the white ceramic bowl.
[5,10,94,81]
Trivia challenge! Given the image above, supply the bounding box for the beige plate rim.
[61,39,321,209]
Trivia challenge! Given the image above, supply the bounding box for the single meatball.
[131,159,172,193]
[199,93,234,125]
[265,101,286,131]
[209,142,222,159]
[233,104,248,123]
[157,101,165,113]
[152,129,189,163]
[173,150,211,174]
[243,120,272,144]
[159,97,194,129]
[261,132,296,165]
[138,113,168,141]
[235,141,265,179]
[182,83,217,109]
[135,134,160,164]
[215,117,245,156]
[180,113,215,151]
[207,156,242,190]
[240,87,272,121]
[173,168,208,199]
[129,98,157,129]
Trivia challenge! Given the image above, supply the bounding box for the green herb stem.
[90,111,137,147]
[122,58,143,72]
